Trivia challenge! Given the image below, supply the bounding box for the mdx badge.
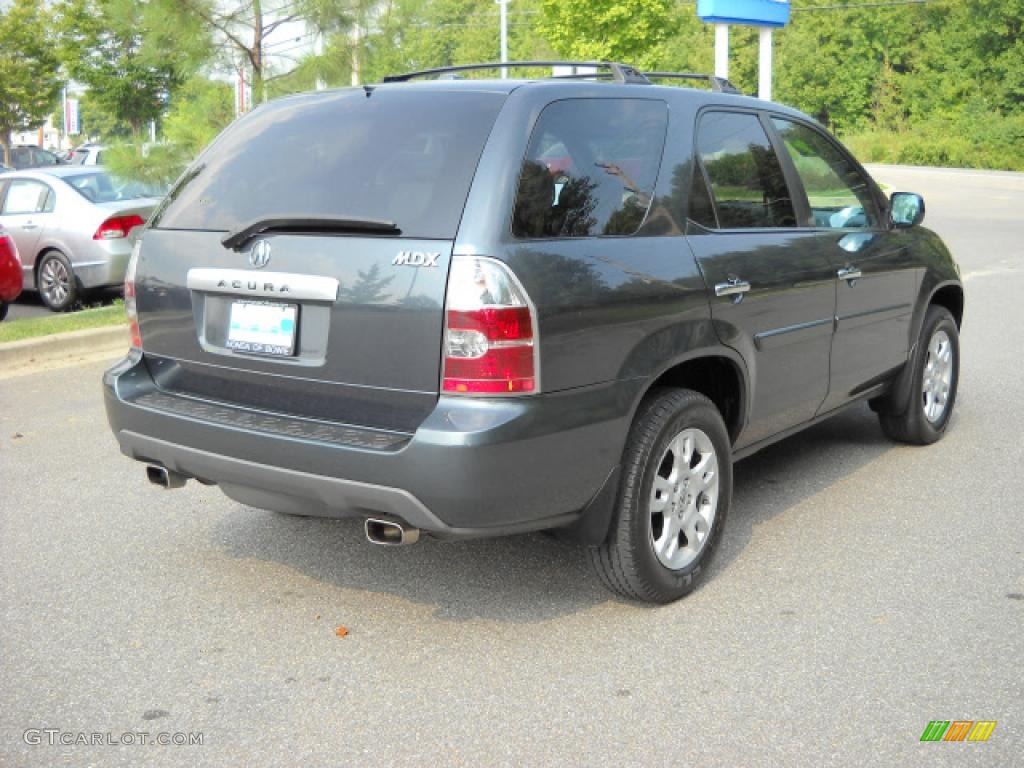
[393,251,440,267]
[249,239,272,269]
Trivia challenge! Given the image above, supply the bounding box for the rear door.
[769,117,915,412]
[138,87,506,433]
[687,110,836,448]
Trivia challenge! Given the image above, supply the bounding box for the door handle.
[21,222,38,230]
[714,277,751,301]
[837,266,862,283]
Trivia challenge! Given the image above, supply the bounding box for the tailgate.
[135,229,450,432]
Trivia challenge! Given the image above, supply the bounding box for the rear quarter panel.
[455,84,723,394]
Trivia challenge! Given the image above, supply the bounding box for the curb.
[0,324,129,371]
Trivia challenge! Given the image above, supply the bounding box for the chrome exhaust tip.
[146,465,187,490]
[365,518,420,546]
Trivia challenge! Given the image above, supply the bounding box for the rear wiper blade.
[222,215,400,250]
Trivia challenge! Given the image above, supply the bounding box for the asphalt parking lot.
[1,166,1021,767]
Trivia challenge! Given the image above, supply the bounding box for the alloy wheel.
[922,329,954,423]
[649,427,720,570]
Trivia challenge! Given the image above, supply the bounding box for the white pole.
[498,0,509,79]
[714,24,729,80]
[758,27,773,101]
[351,21,361,86]
[314,26,325,91]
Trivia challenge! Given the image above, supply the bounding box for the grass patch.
[0,301,126,344]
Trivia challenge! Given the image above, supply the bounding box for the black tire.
[590,388,733,603]
[879,305,959,445]
[0,302,7,322]
[36,251,78,312]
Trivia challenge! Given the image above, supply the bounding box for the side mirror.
[890,192,925,228]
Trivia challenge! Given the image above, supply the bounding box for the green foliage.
[103,142,192,188]
[538,0,678,65]
[104,76,235,187]
[354,0,552,84]
[0,0,62,164]
[163,76,235,154]
[56,0,206,135]
[843,113,1024,172]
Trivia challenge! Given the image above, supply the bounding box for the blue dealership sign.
[697,0,790,27]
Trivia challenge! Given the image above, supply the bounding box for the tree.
[56,0,206,137]
[161,0,353,105]
[0,0,62,165]
[163,76,235,153]
[348,0,555,85]
[538,0,678,66]
[104,75,235,188]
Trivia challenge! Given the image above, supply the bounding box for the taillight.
[125,240,142,350]
[93,214,144,240]
[442,256,538,394]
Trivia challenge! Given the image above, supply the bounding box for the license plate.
[226,300,298,357]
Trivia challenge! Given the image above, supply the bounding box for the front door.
[768,117,915,412]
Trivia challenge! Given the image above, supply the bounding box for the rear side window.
[696,111,796,229]
[512,99,668,238]
[151,89,506,239]
[64,171,162,202]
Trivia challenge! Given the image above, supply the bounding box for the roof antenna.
[363,85,375,98]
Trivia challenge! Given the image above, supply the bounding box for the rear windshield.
[150,88,506,239]
[65,171,165,203]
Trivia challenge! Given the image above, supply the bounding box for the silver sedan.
[0,166,162,311]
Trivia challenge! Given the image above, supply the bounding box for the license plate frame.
[225,300,299,357]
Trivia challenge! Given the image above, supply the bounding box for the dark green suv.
[103,62,963,603]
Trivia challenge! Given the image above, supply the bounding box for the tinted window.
[771,118,879,229]
[65,171,163,203]
[2,180,49,214]
[70,150,89,165]
[11,148,31,169]
[696,111,796,229]
[687,166,717,229]
[33,150,57,166]
[152,89,506,239]
[512,99,668,238]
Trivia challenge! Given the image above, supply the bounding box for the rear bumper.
[103,354,637,538]
[74,239,132,289]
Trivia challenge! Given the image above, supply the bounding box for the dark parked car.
[8,145,63,170]
[104,62,963,603]
[0,226,22,320]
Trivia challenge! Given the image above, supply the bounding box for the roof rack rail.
[643,72,743,95]
[383,61,650,85]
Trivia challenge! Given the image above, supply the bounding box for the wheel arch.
[561,348,748,546]
[634,349,749,446]
[929,281,964,328]
[882,279,964,418]
[33,246,69,280]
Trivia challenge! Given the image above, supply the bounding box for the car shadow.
[212,402,904,622]
[707,403,897,580]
